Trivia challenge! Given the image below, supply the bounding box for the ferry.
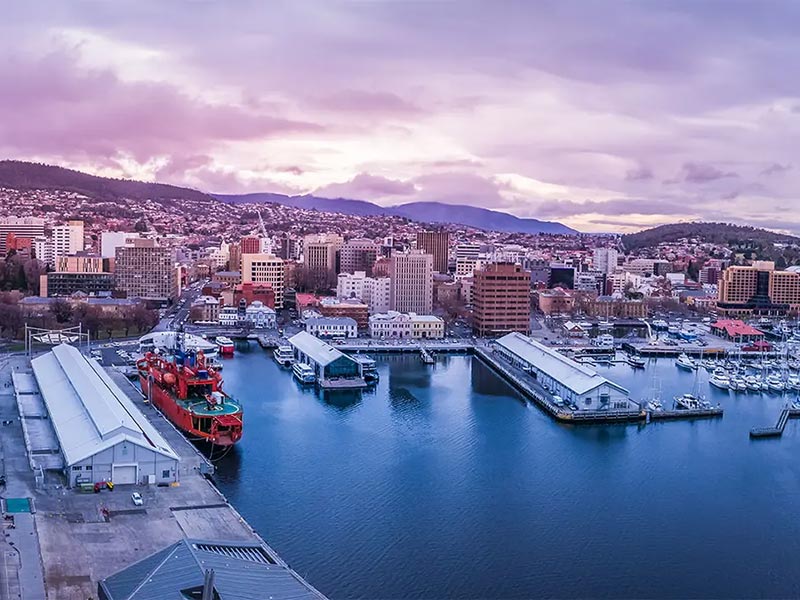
[675,353,697,371]
[215,336,235,356]
[273,345,295,366]
[353,355,380,384]
[292,362,316,385]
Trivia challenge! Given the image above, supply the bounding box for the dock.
[749,406,799,438]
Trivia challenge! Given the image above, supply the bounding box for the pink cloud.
[314,90,424,115]
[0,51,324,164]
[315,172,417,199]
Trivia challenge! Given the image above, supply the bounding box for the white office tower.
[593,247,619,276]
[52,220,85,258]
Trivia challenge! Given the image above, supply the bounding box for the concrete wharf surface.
[0,354,321,600]
[750,407,800,438]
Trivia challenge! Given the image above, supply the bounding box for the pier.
[749,406,800,438]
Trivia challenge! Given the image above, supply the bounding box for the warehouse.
[493,332,634,411]
[289,331,365,389]
[31,343,179,487]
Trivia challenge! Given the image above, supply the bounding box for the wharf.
[474,346,723,425]
[749,407,800,438]
[623,343,728,357]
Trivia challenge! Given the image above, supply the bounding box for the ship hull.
[139,374,242,446]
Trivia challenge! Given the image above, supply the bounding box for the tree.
[0,303,22,338]
[134,219,148,232]
[50,298,73,324]
[74,305,102,339]
[131,305,158,333]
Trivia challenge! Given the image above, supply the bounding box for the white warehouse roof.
[32,344,179,466]
[494,332,628,396]
[289,331,350,367]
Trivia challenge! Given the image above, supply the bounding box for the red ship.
[137,349,243,446]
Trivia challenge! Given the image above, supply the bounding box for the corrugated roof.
[306,317,357,326]
[289,331,352,367]
[31,344,178,466]
[494,332,628,395]
[99,538,326,600]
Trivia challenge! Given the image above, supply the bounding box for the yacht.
[708,369,730,390]
[729,377,747,392]
[787,375,800,391]
[701,359,717,371]
[292,362,316,385]
[674,393,703,410]
[273,345,295,366]
[652,319,668,330]
[627,355,646,369]
[766,374,786,393]
[647,400,663,411]
[675,353,697,371]
[353,355,380,384]
[745,375,763,392]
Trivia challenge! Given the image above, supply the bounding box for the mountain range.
[215,193,577,234]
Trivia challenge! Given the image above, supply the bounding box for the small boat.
[701,359,717,371]
[215,336,235,356]
[709,369,730,390]
[787,376,800,391]
[675,353,697,371]
[552,394,565,407]
[292,362,316,385]
[729,377,747,392]
[577,356,596,366]
[647,400,663,411]
[353,355,380,384]
[273,345,295,366]
[627,355,646,369]
[745,376,762,392]
[652,319,668,330]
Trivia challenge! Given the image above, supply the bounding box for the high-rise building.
[303,233,343,276]
[593,247,619,276]
[416,230,450,274]
[52,220,85,258]
[337,271,391,314]
[241,253,285,308]
[390,250,433,314]
[114,240,177,301]
[240,236,262,256]
[228,242,242,272]
[0,217,45,256]
[455,243,481,262]
[101,232,139,258]
[472,262,531,337]
[339,238,378,275]
[717,261,800,316]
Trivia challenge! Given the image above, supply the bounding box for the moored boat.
[292,362,316,385]
[273,345,295,366]
[675,353,697,371]
[627,355,646,369]
[215,336,235,356]
[137,348,243,446]
[709,369,730,390]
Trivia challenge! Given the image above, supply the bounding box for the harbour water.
[214,343,800,598]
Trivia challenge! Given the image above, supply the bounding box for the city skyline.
[3,2,800,233]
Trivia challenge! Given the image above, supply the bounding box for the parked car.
[131,492,144,506]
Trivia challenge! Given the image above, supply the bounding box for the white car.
[131,492,144,506]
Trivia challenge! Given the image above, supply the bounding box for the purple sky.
[3,1,799,232]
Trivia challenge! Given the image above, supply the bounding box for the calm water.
[213,344,800,599]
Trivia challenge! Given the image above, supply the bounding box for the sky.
[3,1,799,233]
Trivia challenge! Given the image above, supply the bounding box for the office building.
[337,271,391,314]
[472,262,531,337]
[0,217,45,256]
[114,240,177,301]
[416,230,450,274]
[455,243,481,262]
[303,233,343,276]
[390,250,434,315]
[241,253,285,308]
[318,297,370,331]
[716,261,799,316]
[52,220,84,258]
[339,238,378,275]
[306,316,358,339]
[593,247,619,276]
[40,272,115,298]
[240,235,262,256]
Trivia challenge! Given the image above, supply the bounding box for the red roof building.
[710,319,764,341]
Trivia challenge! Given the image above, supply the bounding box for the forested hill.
[0,160,214,203]
[622,222,800,251]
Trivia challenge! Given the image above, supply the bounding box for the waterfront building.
[536,288,575,317]
[190,295,220,322]
[30,343,179,487]
[241,253,285,308]
[114,240,178,301]
[717,261,800,316]
[98,538,324,599]
[288,331,363,387]
[709,319,764,343]
[369,311,444,339]
[218,305,239,326]
[245,300,276,328]
[318,297,369,331]
[339,238,378,275]
[493,333,634,411]
[472,262,531,337]
[416,230,450,274]
[231,281,276,309]
[390,250,434,314]
[0,216,45,256]
[306,316,358,338]
[592,247,619,275]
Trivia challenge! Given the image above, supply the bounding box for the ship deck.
[180,398,242,416]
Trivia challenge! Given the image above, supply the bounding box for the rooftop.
[711,319,764,337]
[494,332,628,395]
[289,331,352,367]
[31,343,179,465]
[306,316,358,326]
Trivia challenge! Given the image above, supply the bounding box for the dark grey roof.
[99,538,325,600]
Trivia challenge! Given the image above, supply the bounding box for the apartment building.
[416,230,450,274]
[337,271,391,314]
[339,238,378,275]
[303,233,343,275]
[0,217,45,256]
[114,240,178,301]
[52,220,85,258]
[472,262,531,337]
[592,247,619,276]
